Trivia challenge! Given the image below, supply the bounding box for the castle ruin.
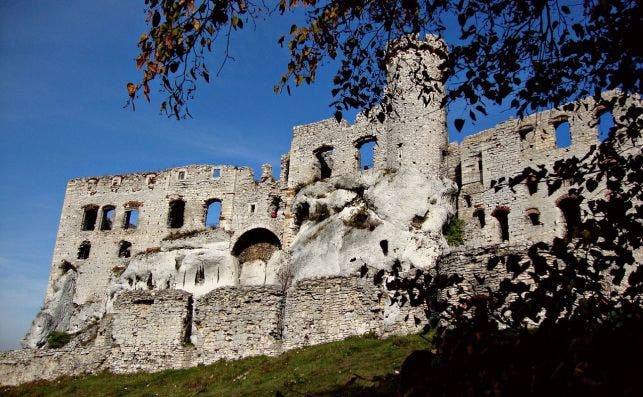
[0,35,640,386]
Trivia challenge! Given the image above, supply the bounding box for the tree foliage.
[126,1,643,394]
[129,0,640,125]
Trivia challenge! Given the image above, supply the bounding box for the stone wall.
[108,289,194,373]
[447,92,641,249]
[1,274,425,386]
[287,35,448,189]
[195,286,284,364]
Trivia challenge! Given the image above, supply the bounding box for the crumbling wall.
[195,286,284,364]
[27,163,286,347]
[282,276,423,350]
[108,289,193,373]
[448,92,640,248]
[0,346,109,386]
[287,35,448,189]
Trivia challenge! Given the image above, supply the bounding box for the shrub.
[444,217,465,246]
[47,331,72,349]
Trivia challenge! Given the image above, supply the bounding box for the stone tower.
[383,34,449,177]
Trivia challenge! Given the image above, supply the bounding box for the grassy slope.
[1,333,430,397]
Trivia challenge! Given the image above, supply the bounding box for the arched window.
[168,199,185,228]
[77,241,91,260]
[100,205,116,231]
[81,205,98,231]
[205,199,222,228]
[554,119,571,148]
[118,241,132,258]
[492,206,511,242]
[314,146,334,180]
[356,137,377,171]
[526,208,541,225]
[598,110,614,142]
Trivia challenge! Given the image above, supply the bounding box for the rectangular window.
[124,209,139,229]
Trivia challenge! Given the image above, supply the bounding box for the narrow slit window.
[473,207,486,228]
[555,120,571,148]
[357,138,376,171]
[492,206,510,242]
[205,199,221,228]
[123,209,139,229]
[526,174,539,195]
[454,163,462,189]
[213,168,221,178]
[168,200,185,228]
[477,152,484,183]
[77,241,91,260]
[598,111,614,142]
[118,241,132,258]
[81,206,98,231]
[557,195,582,240]
[250,204,256,213]
[178,170,186,180]
[100,206,116,231]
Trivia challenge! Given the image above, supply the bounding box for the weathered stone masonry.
[1,34,640,386]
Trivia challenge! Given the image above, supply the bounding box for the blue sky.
[0,1,512,350]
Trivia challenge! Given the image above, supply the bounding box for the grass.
[1,333,431,397]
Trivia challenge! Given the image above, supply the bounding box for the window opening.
[77,241,91,260]
[168,200,185,228]
[357,138,376,170]
[270,196,281,218]
[81,206,98,231]
[250,204,256,213]
[555,119,571,148]
[123,209,139,229]
[314,146,334,180]
[598,110,614,142]
[118,241,132,258]
[526,174,539,195]
[526,208,540,225]
[454,163,462,189]
[463,195,472,207]
[557,195,582,240]
[477,152,484,183]
[213,168,221,178]
[145,174,156,188]
[518,127,533,141]
[492,206,510,241]
[178,170,186,180]
[100,206,116,231]
[205,199,221,228]
[473,207,486,228]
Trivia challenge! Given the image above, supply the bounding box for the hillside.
[0,333,430,397]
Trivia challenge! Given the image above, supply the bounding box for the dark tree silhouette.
[128,1,642,395]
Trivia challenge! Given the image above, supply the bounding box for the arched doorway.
[232,228,282,285]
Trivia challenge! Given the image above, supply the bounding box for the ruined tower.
[383,34,449,177]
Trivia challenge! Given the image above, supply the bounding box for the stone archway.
[231,228,282,285]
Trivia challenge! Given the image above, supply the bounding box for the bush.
[444,217,465,246]
[47,331,72,349]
